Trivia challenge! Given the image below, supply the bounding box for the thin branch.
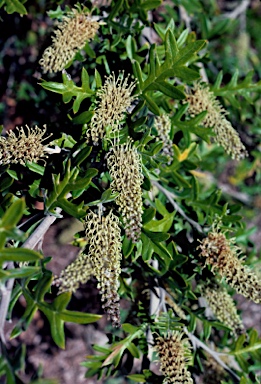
[185,328,240,382]
[0,263,14,344]
[152,180,203,233]
[223,0,250,20]
[0,209,62,345]
[147,259,165,359]
[179,5,191,31]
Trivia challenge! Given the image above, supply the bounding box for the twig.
[223,0,250,20]
[152,180,203,233]
[147,259,165,359]
[0,209,62,345]
[185,328,240,382]
[179,5,191,31]
[0,263,14,344]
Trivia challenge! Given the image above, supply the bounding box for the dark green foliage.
[0,1,260,383]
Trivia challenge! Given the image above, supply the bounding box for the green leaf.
[127,374,146,382]
[0,248,43,264]
[140,0,161,11]
[108,0,124,20]
[72,110,94,125]
[72,146,92,166]
[46,161,97,211]
[137,29,205,112]
[144,211,175,232]
[4,0,27,14]
[94,69,102,88]
[1,266,40,280]
[142,207,156,225]
[40,68,94,114]
[143,229,170,242]
[122,236,135,258]
[25,162,45,175]
[59,310,102,324]
[0,176,14,192]
[211,70,261,108]
[127,342,140,358]
[56,198,86,218]
[0,198,25,230]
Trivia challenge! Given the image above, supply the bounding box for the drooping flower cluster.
[0,125,50,166]
[107,139,143,242]
[84,209,122,327]
[39,7,100,73]
[87,72,137,145]
[200,280,244,335]
[154,114,174,163]
[55,209,122,327]
[185,82,248,160]
[55,253,93,293]
[155,332,193,384]
[198,227,261,304]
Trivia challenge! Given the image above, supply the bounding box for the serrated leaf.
[144,211,175,232]
[40,68,94,114]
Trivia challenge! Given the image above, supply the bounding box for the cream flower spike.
[155,332,193,384]
[200,280,244,336]
[39,6,100,73]
[107,137,143,242]
[0,125,51,166]
[87,72,137,145]
[198,225,261,303]
[185,82,248,160]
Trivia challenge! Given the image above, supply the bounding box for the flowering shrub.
[0,1,261,383]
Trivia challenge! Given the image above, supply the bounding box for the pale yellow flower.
[55,209,122,327]
[39,7,100,73]
[107,138,143,242]
[87,72,137,145]
[155,332,193,384]
[154,114,174,163]
[198,227,261,303]
[200,280,244,335]
[0,125,50,166]
[185,82,248,160]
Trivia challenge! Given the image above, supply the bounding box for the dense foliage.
[0,0,261,383]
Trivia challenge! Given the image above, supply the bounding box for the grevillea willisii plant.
[0,1,261,383]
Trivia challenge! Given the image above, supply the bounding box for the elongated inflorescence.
[155,332,193,384]
[154,114,174,163]
[87,72,137,145]
[107,139,143,242]
[55,253,93,293]
[198,228,261,304]
[39,6,100,73]
[185,82,248,160]
[84,209,122,327]
[200,280,244,335]
[0,125,50,166]
[55,209,122,327]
